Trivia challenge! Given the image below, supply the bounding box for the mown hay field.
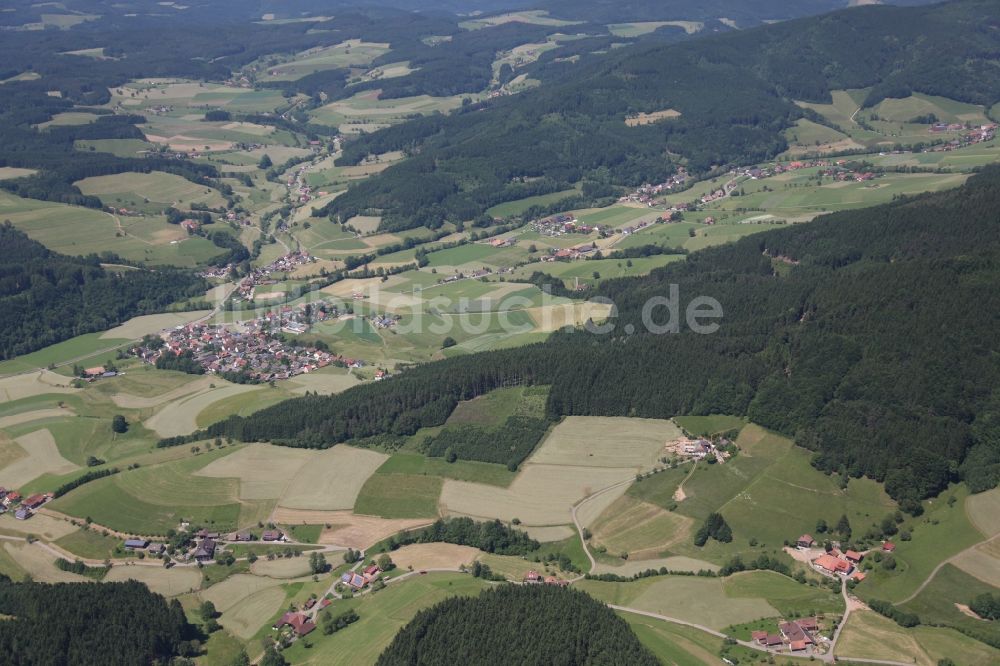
[104,565,202,597]
[529,416,677,470]
[0,428,79,488]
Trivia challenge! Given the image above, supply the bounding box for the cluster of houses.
[817,166,879,183]
[530,214,604,238]
[0,490,51,520]
[341,563,382,590]
[230,251,318,301]
[797,534,869,582]
[618,170,689,206]
[667,436,730,463]
[924,123,997,152]
[137,318,361,383]
[523,570,569,586]
[751,617,822,653]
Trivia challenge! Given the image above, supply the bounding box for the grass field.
[900,564,1000,646]
[373,453,516,488]
[529,416,677,470]
[104,565,202,597]
[0,191,218,266]
[75,171,227,213]
[835,609,999,665]
[857,484,981,603]
[249,557,312,579]
[1,542,88,583]
[279,573,489,665]
[354,473,443,519]
[722,570,843,617]
[485,188,579,218]
[589,494,694,560]
[0,428,80,488]
[578,575,779,630]
[50,449,244,535]
[55,526,130,560]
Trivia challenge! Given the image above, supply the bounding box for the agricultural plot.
[459,10,581,29]
[278,446,388,511]
[195,444,316,500]
[35,111,100,129]
[965,487,1000,537]
[354,473,443,519]
[250,557,312,579]
[279,573,488,665]
[834,610,997,666]
[103,566,202,597]
[782,118,861,155]
[673,414,745,437]
[200,574,289,638]
[75,171,227,213]
[310,91,466,133]
[529,417,677,469]
[0,512,79,540]
[255,40,391,82]
[144,382,265,437]
[900,564,1000,647]
[857,484,981,603]
[486,188,579,218]
[0,167,37,180]
[98,311,211,340]
[50,450,244,534]
[380,543,482,572]
[269,508,431,549]
[578,576,779,630]
[722,570,843,617]
[589,495,693,560]
[110,375,213,410]
[373,453,516,488]
[0,428,79,488]
[74,138,156,157]
[1,542,88,584]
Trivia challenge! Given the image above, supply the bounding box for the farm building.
[262,529,283,542]
[21,494,47,510]
[274,612,315,637]
[796,534,815,549]
[147,543,165,555]
[124,539,149,550]
[194,538,216,561]
[233,531,253,542]
[13,509,30,520]
[844,550,863,563]
[813,553,852,576]
[882,542,896,552]
[341,572,366,590]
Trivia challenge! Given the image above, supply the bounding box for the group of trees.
[0,224,208,359]
[385,517,540,556]
[376,585,659,665]
[970,593,1000,621]
[694,513,733,546]
[0,578,198,665]
[213,167,1000,505]
[423,415,552,469]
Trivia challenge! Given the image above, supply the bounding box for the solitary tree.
[199,600,218,621]
[111,414,128,434]
[377,553,394,572]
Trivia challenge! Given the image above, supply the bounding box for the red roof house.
[274,612,315,637]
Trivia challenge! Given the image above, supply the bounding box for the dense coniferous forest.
[0,577,198,665]
[0,224,207,358]
[376,584,659,665]
[212,167,1000,508]
[325,0,1000,231]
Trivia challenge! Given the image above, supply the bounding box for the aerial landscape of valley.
[1,0,999,664]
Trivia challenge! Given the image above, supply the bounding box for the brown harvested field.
[2,542,88,583]
[250,557,312,579]
[0,408,75,430]
[520,525,575,542]
[625,109,681,127]
[111,376,213,409]
[523,302,614,332]
[529,416,680,470]
[0,428,79,488]
[285,369,360,395]
[98,311,211,340]
[835,610,924,664]
[104,565,202,596]
[0,513,80,540]
[387,543,481,571]
[589,494,694,559]
[440,464,632,526]
[347,215,382,234]
[965,487,1000,537]
[0,371,78,402]
[144,383,264,437]
[269,508,431,550]
[278,446,387,511]
[195,444,315,500]
[952,542,1000,587]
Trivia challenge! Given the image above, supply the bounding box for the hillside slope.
[327,0,1000,231]
[214,165,1000,508]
